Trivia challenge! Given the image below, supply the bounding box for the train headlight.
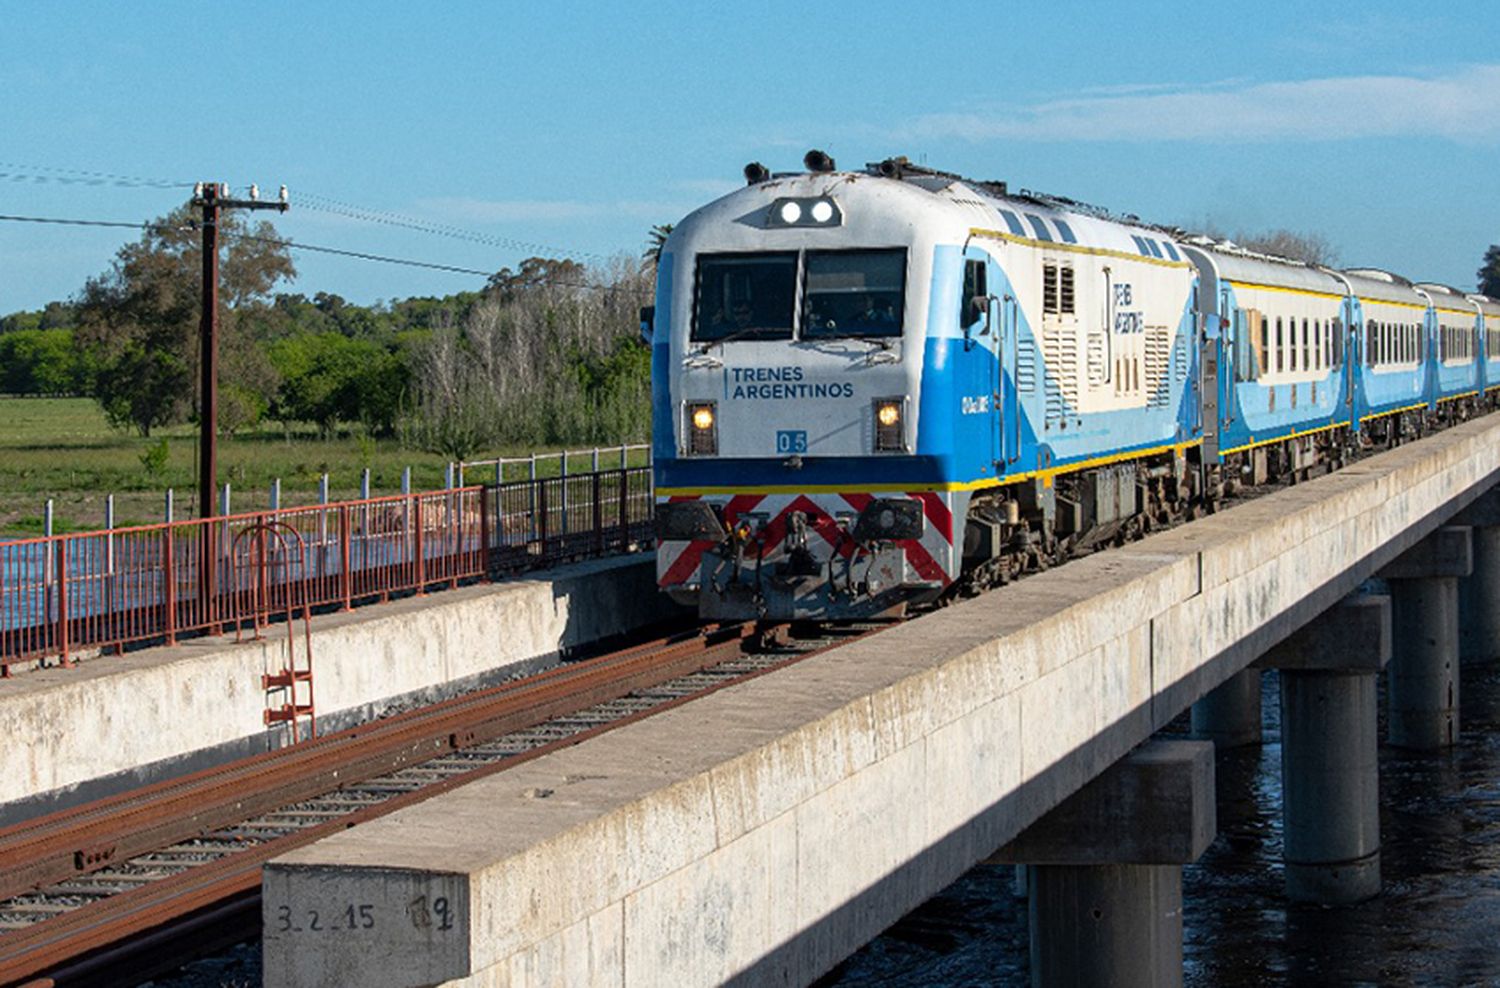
[686,401,718,456]
[874,397,906,452]
[768,197,842,228]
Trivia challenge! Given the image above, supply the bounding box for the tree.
[74,205,294,435]
[269,332,403,436]
[0,328,89,394]
[484,257,587,301]
[644,223,674,268]
[1235,229,1338,267]
[1479,245,1500,298]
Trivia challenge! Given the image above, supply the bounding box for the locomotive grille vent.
[1016,337,1037,393]
[1042,323,1079,419]
[1146,325,1170,408]
[1086,332,1107,387]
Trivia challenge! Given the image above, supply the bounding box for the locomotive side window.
[802,249,906,340]
[692,253,797,342]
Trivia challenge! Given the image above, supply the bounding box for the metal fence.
[0,466,654,675]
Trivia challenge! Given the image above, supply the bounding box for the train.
[644,151,1500,621]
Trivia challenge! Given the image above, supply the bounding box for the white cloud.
[905,65,1500,144]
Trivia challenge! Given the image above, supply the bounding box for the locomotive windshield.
[692,249,906,343]
[692,253,797,342]
[802,249,905,340]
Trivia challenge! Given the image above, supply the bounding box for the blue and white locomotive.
[646,152,1498,621]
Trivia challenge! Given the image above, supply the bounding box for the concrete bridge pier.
[1190,668,1263,748]
[1456,492,1500,666]
[992,740,1215,988]
[1380,526,1471,749]
[1260,594,1390,903]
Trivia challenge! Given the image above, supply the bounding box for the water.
[822,665,1500,987]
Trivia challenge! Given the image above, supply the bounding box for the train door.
[1197,289,1217,453]
[1002,291,1020,463]
[960,248,1000,473]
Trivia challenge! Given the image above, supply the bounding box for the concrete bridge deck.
[263,414,1500,988]
[0,553,675,826]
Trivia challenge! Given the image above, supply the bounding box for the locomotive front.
[650,158,960,621]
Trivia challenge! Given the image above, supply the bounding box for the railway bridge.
[255,412,1500,987]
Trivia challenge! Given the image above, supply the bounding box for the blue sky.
[2,2,1497,313]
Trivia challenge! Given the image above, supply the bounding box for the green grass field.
[0,397,647,538]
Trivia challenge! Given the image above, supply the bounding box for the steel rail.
[0,621,881,986]
[0,622,750,902]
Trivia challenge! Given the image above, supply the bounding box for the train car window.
[999,210,1026,236]
[1025,215,1054,242]
[692,253,797,342]
[1366,320,1376,367]
[802,249,907,340]
[1302,318,1310,371]
[1333,317,1344,368]
[1276,317,1285,372]
[1162,242,1181,262]
[1290,318,1299,371]
[1246,309,1266,381]
[1054,219,1078,244]
[1132,235,1152,257]
[1144,239,1163,260]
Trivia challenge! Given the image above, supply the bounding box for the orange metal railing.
[0,467,654,675]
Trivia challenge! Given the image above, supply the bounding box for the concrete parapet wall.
[264,415,1500,988]
[0,554,675,825]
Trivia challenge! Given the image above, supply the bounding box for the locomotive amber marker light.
[877,402,901,427]
[734,520,753,541]
[692,406,715,431]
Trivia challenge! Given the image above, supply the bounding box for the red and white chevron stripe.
[657,492,956,589]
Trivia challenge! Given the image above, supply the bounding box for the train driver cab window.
[802,249,907,340]
[692,253,797,343]
[956,257,987,335]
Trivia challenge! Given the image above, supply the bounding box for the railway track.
[0,620,887,987]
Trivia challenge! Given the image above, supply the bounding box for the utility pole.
[190,181,288,619]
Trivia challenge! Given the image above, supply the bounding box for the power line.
[293,191,606,262]
[0,162,195,190]
[0,160,609,262]
[0,213,159,231]
[0,211,625,292]
[231,230,497,277]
